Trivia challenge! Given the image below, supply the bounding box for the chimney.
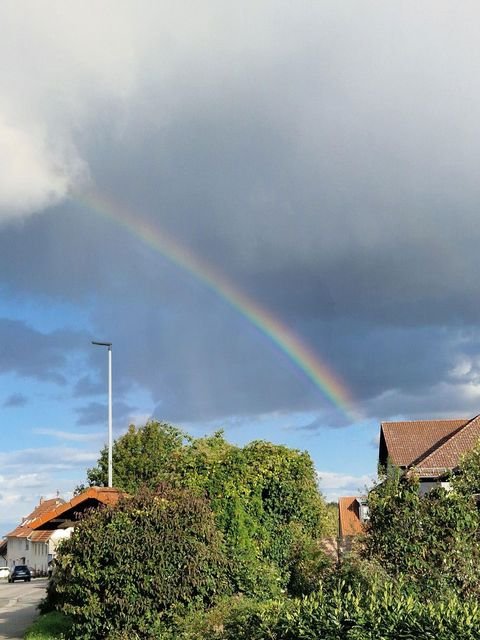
[39,496,44,505]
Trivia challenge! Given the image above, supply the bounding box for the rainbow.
[76,188,358,420]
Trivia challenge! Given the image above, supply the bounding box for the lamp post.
[92,341,113,488]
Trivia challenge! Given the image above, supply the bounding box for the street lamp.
[92,341,113,488]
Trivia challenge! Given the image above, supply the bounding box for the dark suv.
[9,565,31,582]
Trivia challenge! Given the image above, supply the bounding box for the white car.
[0,567,10,579]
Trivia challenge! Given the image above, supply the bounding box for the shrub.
[48,485,230,639]
[173,580,480,640]
[365,471,480,597]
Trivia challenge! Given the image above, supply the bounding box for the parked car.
[0,566,10,579]
[9,565,31,582]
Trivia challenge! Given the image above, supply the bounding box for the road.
[0,579,48,639]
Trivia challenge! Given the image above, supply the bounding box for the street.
[0,579,48,639]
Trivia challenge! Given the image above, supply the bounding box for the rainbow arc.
[76,189,358,421]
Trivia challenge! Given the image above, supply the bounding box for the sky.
[1,1,480,534]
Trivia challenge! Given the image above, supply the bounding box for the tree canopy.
[81,421,330,597]
[83,421,186,493]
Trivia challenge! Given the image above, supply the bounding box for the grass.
[24,611,72,639]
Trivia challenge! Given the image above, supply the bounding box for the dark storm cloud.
[2,3,480,423]
[0,318,87,384]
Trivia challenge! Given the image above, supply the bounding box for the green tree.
[365,469,480,597]
[451,439,480,496]
[83,421,186,493]
[83,421,331,597]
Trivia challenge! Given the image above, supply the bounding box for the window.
[25,539,29,551]
[357,498,370,523]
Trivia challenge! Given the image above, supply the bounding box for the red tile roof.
[380,419,468,468]
[338,497,364,537]
[5,488,123,540]
[380,416,480,477]
[5,498,65,538]
[31,487,123,530]
[417,415,480,475]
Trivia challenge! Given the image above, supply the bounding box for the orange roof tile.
[338,496,364,537]
[415,414,480,474]
[31,487,123,530]
[5,498,65,538]
[380,419,468,468]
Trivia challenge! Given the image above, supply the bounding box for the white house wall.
[6,537,29,569]
[7,528,72,574]
[29,541,50,574]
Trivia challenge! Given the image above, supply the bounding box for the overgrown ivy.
[82,422,331,598]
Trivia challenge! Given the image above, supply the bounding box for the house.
[5,496,67,574]
[5,487,123,574]
[338,496,368,553]
[379,415,480,493]
[337,414,480,550]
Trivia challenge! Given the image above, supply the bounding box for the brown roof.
[380,419,468,468]
[380,415,480,478]
[338,497,364,537]
[31,487,123,531]
[6,498,65,538]
[417,415,480,475]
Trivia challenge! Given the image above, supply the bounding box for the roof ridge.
[414,414,480,468]
[381,418,469,426]
[30,487,123,531]
[410,421,471,467]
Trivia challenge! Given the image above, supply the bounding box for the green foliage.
[83,422,330,598]
[452,440,480,496]
[49,486,230,640]
[365,469,480,597]
[60,425,480,639]
[83,421,186,493]
[24,612,72,640]
[286,523,333,596]
[184,437,329,596]
[333,553,389,592]
[323,501,339,537]
[168,579,480,640]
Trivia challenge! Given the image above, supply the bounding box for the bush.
[365,471,480,597]
[48,485,230,639]
[171,580,480,640]
[84,424,331,598]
